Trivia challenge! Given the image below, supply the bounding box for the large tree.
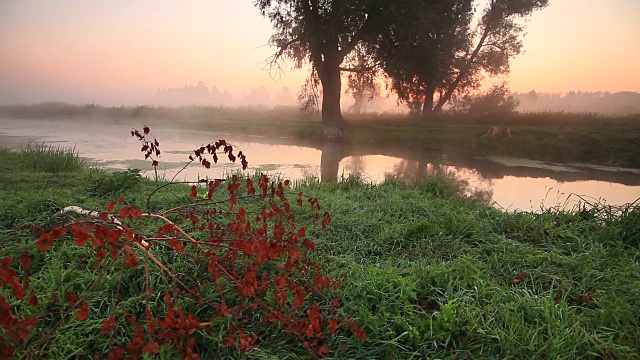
[254,0,389,139]
[380,0,474,114]
[381,0,549,115]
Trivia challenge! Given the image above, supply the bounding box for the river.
[1,117,639,211]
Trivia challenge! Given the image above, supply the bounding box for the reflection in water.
[391,159,427,183]
[344,155,365,176]
[389,160,494,203]
[1,117,639,211]
[320,142,343,183]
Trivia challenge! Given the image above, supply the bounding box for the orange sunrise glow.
[0,0,639,106]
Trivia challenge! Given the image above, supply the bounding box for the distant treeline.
[0,102,308,121]
[1,100,639,126]
[153,81,297,107]
[514,91,640,115]
[152,81,401,113]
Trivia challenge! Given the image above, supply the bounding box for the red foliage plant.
[0,126,363,359]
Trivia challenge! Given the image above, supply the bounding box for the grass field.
[1,140,639,358]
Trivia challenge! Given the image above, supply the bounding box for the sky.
[0,0,639,106]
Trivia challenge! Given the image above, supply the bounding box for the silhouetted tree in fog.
[343,44,382,114]
[452,83,519,115]
[254,0,395,139]
[380,0,548,115]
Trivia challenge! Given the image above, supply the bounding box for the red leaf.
[328,319,339,334]
[19,254,31,272]
[292,293,306,310]
[238,332,257,351]
[52,225,66,238]
[303,239,315,251]
[101,315,118,334]
[28,291,39,306]
[118,196,124,205]
[11,279,28,299]
[99,212,110,221]
[246,178,255,195]
[152,160,158,167]
[168,238,185,253]
[74,236,87,247]
[317,344,329,356]
[1,257,12,267]
[75,301,89,320]
[221,337,235,347]
[163,291,172,304]
[159,223,175,237]
[107,201,116,212]
[273,276,286,288]
[94,250,108,268]
[322,212,332,229]
[190,185,198,200]
[123,245,139,268]
[15,316,37,341]
[143,125,150,135]
[106,347,126,360]
[36,232,53,253]
[143,341,159,355]
[64,291,78,304]
[124,230,136,241]
[71,223,94,247]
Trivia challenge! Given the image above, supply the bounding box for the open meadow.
[1,141,638,358]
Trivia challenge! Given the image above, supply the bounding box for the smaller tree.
[297,68,321,114]
[452,83,520,115]
[342,44,382,115]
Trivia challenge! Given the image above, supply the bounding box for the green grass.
[306,178,639,358]
[336,112,640,167]
[0,142,84,174]
[1,146,639,358]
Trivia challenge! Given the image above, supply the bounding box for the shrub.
[86,169,143,197]
[9,142,83,173]
[0,126,364,358]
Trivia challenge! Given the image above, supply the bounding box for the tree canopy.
[254,0,392,138]
[380,0,549,115]
[254,0,549,134]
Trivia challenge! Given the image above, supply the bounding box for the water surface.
[1,117,639,211]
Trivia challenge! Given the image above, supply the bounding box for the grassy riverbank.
[1,145,639,358]
[2,103,640,167]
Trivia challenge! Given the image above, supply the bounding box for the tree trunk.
[312,41,345,140]
[421,84,437,115]
[352,93,363,115]
[319,62,344,140]
[433,29,490,113]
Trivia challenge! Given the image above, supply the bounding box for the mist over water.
[1,117,638,211]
